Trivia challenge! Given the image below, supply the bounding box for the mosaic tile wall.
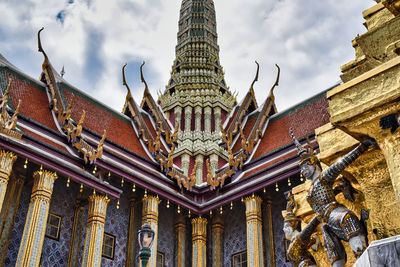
[223,200,247,266]
[4,182,31,266]
[40,179,79,267]
[157,204,174,267]
[101,193,129,266]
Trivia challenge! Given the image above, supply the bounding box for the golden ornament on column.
[192,217,207,267]
[0,150,17,214]
[16,169,57,267]
[244,195,264,267]
[81,194,110,267]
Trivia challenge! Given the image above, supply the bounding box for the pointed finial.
[122,63,132,95]
[140,61,149,93]
[61,65,65,77]
[250,61,260,90]
[269,64,280,97]
[38,27,45,53]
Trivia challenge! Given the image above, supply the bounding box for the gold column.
[192,217,207,267]
[0,176,24,265]
[81,194,110,267]
[211,215,224,267]
[16,169,58,267]
[127,196,138,267]
[0,151,17,214]
[244,195,264,267]
[68,196,86,267]
[141,195,161,267]
[174,214,186,267]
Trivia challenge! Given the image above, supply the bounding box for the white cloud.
[0,0,374,112]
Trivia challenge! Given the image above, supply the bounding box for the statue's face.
[300,161,315,180]
[283,221,294,240]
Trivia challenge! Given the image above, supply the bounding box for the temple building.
[0,0,399,266]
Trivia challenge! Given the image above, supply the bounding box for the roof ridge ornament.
[0,81,22,139]
[250,61,260,94]
[140,61,150,95]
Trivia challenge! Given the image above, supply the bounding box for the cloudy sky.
[0,0,374,113]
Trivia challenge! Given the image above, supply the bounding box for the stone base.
[354,235,400,267]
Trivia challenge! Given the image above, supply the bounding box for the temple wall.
[157,204,175,266]
[223,201,246,266]
[4,183,31,266]
[40,180,79,266]
[101,194,129,266]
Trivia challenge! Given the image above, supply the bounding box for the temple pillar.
[195,106,202,132]
[211,215,224,267]
[182,154,190,176]
[0,151,17,214]
[184,106,192,132]
[214,107,221,134]
[174,106,182,130]
[81,194,109,267]
[0,175,24,265]
[195,154,204,184]
[126,196,138,267]
[16,169,58,267]
[192,217,207,267]
[174,214,186,267]
[204,106,212,133]
[68,196,86,267]
[244,195,264,267]
[210,154,218,176]
[141,195,161,267]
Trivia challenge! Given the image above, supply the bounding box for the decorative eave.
[37,28,106,165]
[206,63,280,190]
[224,62,260,136]
[0,81,22,139]
[122,63,198,191]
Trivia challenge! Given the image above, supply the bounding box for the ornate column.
[195,154,204,184]
[210,154,218,176]
[184,106,192,132]
[211,215,224,267]
[194,106,202,132]
[141,195,161,267]
[16,169,58,267]
[204,106,212,133]
[81,194,110,267]
[192,217,207,267]
[174,214,186,267]
[174,106,182,130]
[68,196,86,267]
[244,195,264,267]
[182,154,190,176]
[127,196,138,267]
[0,151,17,214]
[0,175,24,265]
[214,107,221,134]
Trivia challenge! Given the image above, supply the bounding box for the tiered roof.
[0,1,331,214]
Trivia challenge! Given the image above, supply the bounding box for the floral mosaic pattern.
[157,204,174,267]
[4,183,31,266]
[223,201,247,266]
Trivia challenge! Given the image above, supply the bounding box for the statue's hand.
[311,234,321,251]
[362,137,379,149]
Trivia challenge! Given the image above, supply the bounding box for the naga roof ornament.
[38,28,106,165]
[0,81,22,139]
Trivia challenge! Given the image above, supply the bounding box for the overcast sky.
[0,0,374,113]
